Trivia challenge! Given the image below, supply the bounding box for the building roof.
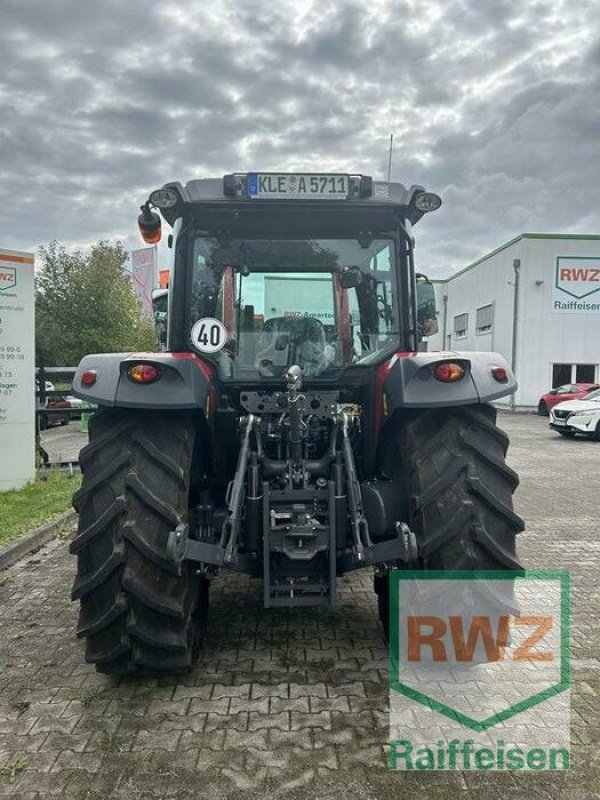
[440,232,600,284]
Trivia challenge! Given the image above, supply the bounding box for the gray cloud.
[0,0,599,277]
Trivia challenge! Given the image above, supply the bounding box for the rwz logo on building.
[0,267,17,292]
[555,256,600,299]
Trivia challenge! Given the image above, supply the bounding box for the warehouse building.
[428,233,600,408]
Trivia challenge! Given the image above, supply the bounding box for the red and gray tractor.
[70,172,524,673]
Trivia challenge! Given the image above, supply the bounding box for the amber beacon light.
[138,203,162,244]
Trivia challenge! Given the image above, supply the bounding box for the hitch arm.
[339,412,372,559]
[221,414,255,563]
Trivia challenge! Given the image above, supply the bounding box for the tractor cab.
[141,173,442,384]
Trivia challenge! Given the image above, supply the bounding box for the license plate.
[247,173,349,199]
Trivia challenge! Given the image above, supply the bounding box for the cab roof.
[154,173,434,227]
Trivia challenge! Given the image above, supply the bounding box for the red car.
[538,383,600,416]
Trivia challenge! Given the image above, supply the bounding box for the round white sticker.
[191,318,228,353]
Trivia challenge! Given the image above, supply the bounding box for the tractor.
[70,172,524,673]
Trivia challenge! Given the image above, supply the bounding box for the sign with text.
[553,256,600,313]
[0,249,35,490]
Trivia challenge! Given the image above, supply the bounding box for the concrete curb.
[0,510,77,571]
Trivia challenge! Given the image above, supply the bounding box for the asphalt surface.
[39,422,86,465]
[2,412,599,799]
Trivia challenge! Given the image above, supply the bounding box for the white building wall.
[429,235,600,408]
[515,237,600,406]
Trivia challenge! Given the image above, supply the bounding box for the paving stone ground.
[1,412,599,799]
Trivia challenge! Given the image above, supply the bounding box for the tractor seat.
[255,316,334,377]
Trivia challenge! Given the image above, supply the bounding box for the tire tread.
[71,409,207,673]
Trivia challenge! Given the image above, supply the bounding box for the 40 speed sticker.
[191,317,228,353]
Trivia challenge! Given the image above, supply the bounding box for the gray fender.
[382,350,517,409]
[71,352,213,410]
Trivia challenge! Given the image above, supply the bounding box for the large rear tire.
[71,409,208,673]
[375,404,525,638]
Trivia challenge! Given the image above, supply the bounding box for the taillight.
[492,367,508,383]
[81,369,97,386]
[433,362,465,382]
[128,364,160,384]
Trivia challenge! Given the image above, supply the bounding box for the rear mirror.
[338,268,362,290]
[416,279,438,337]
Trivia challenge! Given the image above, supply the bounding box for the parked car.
[537,383,600,415]
[549,388,600,439]
[66,395,84,420]
[38,380,71,429]
[66,395,97,421]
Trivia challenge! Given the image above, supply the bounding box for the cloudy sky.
[1,0,599,276]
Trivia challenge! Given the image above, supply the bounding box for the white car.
[549,388,600,440]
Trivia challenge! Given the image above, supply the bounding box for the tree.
[36,241,156,366]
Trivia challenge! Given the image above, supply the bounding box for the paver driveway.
[1,412,599,799]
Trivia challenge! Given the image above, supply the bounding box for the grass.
[0,756,28,783]
[0,471,81,548]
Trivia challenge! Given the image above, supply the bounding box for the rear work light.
[149,188,178,209]
[414,192,442,213]
[127,364,160,384]
[492,367,508,383]
[433,362,465,382]
[81,369,97,386]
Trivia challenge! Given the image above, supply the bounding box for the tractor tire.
[70,409,207,674]
[375,404,525,640]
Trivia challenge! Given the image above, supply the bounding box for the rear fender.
[71,352,213,411]
[380,351,517,412]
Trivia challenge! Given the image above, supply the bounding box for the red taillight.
[492,367,508,383]
[433,362,465,382]
[81,369,97,386]
[127,363,160,384]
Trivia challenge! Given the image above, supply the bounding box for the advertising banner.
[131,247,156,316]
